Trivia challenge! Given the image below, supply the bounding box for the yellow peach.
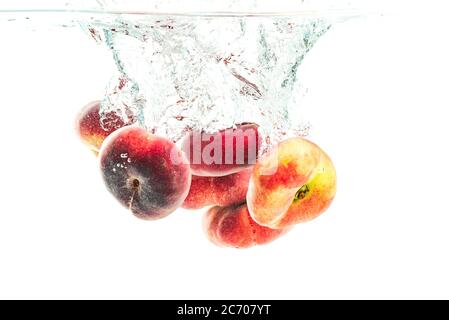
[247,138,336,229]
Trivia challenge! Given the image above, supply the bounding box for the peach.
[182,169,252,210]
[100,127,191,220]
[247,138,337,229]
[75,101,131,154]
[181,123,261,177]
[203,203,287,249]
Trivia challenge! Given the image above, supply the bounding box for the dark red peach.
[181,123,262,177]
[100,127,191,220]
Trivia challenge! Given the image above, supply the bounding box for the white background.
[0,1,449,299]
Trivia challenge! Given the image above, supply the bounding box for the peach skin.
[75,101,131,155]
[203,203,287,249]
[100,127,191,220]
[182,169,252,210]
[181,123,261,177]
[247,138,337,229]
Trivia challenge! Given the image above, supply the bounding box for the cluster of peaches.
[76,101,337,248]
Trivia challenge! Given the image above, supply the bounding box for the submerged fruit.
[100,127,191,220]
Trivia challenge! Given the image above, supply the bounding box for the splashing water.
[88,15,331,147]
[0,0,362,151]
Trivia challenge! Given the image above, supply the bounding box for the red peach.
[182,169,252,210]
[203,203,287,249]
[247,138,337,229]
[75,101,131,154]
[181,123,262,177]
[100,127,191,220]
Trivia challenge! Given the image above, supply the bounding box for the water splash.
[81,14,333,150]
[0,0,361,150]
